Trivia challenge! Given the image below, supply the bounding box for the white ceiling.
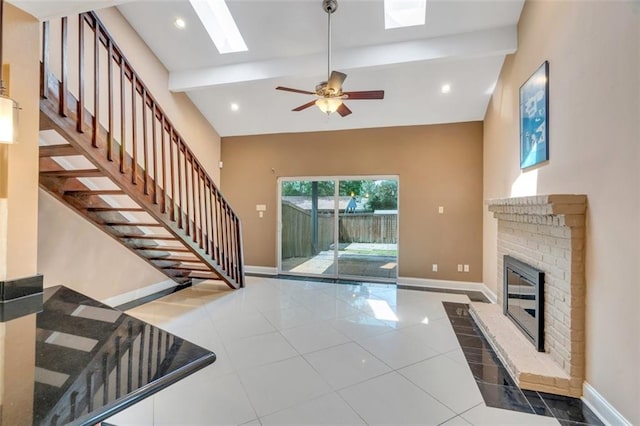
[13,0,525,137]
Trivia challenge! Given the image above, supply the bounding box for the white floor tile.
[440,414,473,425]
[304,342,391,390]
[338,372,456,425]
[226,331,298,370]
[399,354,483,414]
[280,321,350,354]
[213,310,277,343]
[153,368,256,425]
[238,356,332,417]
[260,393,365,425]
[330,313,394,343]
[358,327,440,369]
[261,305,316,330]
[461,404,560,425]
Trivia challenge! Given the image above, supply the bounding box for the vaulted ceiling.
[13,0,524,137]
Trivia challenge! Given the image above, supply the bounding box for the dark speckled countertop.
[1,285,215,426]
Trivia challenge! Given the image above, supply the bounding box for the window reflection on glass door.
[337,179,398,280]
[279,177,398,282]
[280,180,336,277]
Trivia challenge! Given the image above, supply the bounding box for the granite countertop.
[1,285,215,426]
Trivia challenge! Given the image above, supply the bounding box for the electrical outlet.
[432,264,438,272]
[438,206,444,214]
[457,264,463,272]
[464,264,469,272]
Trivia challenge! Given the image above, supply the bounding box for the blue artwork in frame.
[520,61,549,169]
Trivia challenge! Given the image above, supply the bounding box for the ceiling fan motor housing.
[322,0,338,14]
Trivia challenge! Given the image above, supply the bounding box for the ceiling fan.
[276,0,385,117]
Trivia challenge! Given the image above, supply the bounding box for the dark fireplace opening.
[503,255,545,352]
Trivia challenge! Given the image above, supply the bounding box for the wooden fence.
[281,202,397,258]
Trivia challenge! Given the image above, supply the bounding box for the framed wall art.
[520,61,549,169]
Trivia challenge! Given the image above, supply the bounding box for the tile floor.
[106,277,588,425]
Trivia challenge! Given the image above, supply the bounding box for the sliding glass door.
[279,177,398,282]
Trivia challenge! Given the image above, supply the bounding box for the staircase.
[38,12,244,289]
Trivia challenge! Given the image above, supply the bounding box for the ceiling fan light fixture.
[315,97,343,114]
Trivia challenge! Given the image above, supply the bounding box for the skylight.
[189,0,248,54]
[384,0,427,29]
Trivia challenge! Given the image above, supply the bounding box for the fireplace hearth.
[503,255,544,351]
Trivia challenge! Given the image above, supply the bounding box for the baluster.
[138,323,146,386]
[142,89,149,194]
[115,336,122,399]
[127,321,133,392]
[230,215,237,281]
[92,17,100,147]
[131,73,138,184]
[185,149,191,237]
[161,115,167,213]
[151,102,158,203]
[69,391,78,421]
[41,21,49,99]
[86,371,94,412]
[169,127,175,221]
[156,331,162,373]
[197,167,204,248]
[204,179,211,255]
[119,57,126,173]
[147,327,154,380]
[102,352,109,406]
[236,218,244,286]
[221,202,229,273]
[215,190,223,264]
[77,15,85,133]
[107,39,114,161]
[188,154,195,240]
[60,17,68,117]
[176,136,183,229]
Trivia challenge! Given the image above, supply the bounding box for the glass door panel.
[280,180,336,277]
[337,179,398,280]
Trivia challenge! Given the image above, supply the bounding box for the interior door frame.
[277,175,400,282]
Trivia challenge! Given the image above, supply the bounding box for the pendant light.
[0,0,18,144]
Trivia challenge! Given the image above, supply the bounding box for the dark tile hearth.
[443,302,603,426]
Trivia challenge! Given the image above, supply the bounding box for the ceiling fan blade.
[337,103,352,117]
[327,71,347,93]
[292,100,317,112]
[344,90,385,100]
[276,86,316,95]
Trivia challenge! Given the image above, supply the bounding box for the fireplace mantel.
[475,194,587,397]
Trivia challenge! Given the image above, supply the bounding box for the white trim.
[245,265,278,276]
[582,382,630,426]
[397,276,497,303]
[101,279,177,308]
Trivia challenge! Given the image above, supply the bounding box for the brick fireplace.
[472,194,587,397]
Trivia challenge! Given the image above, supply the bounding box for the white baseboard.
[397,276,497,303]
[245,265,278,276]
[582,382,630,426]
[101,279,177,308]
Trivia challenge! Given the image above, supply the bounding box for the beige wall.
[37,7,224,299]
[38,190,168,300]
[483,1,639,423]
[222,122,483,282]
[0,5,40,280]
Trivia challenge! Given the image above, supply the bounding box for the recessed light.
[230,103,239,111]
[441,84,451,94]
[174,18,186,29]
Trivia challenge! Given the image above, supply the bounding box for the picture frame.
[520,61,549,169]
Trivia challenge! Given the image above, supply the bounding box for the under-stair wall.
[37,9,244,292]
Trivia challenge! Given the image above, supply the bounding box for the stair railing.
[40,12,244,287]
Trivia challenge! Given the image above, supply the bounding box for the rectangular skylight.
[384,0,427,29]
[189,0,248,54]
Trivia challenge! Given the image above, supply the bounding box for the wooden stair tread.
[119,234,176,240]
[147,256,201,263]
[130,246,191,253]
[65,190,125,196]
[104,222,162,227]
[87,207,144,212]
[163,265,211,272]
[41,169,104,178]
[39,144,77,157]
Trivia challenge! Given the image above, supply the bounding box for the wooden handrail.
[40,11,244,288]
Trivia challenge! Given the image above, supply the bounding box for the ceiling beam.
[169,25,517,93]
